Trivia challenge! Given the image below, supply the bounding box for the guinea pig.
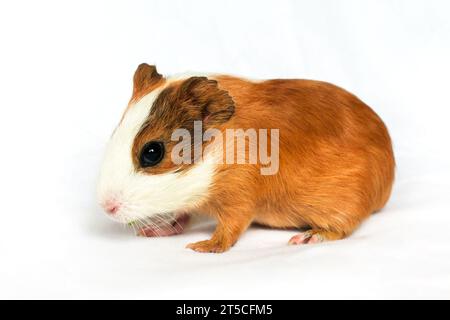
[97,63,395,253]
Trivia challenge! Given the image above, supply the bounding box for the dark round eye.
[139,141,165,168]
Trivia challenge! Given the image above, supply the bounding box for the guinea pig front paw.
[137,213,190,237]
[186,239,231,253]
[288,230,325,245]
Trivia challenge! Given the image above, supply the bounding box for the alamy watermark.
[170,121,279,175]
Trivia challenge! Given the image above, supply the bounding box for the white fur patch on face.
[97,83,216,224]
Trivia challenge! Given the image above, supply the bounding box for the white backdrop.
[0,0,449,299]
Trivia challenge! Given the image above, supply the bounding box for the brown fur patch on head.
[131,76,235,174]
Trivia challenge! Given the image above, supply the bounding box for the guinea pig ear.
[179,76,235,126]
[131,63,164,100]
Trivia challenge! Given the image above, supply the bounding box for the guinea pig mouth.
[126,212,190,237]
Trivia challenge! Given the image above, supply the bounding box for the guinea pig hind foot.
[288,229,345,245]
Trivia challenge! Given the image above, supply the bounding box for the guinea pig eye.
[139,141,165,168]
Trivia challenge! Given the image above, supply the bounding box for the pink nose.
[103,199,121,215]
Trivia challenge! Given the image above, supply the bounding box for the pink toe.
[138,226,162,237]
[307,235,320,244]
[288,233,308,245]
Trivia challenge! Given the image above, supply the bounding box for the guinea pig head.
[97,64,234,223]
